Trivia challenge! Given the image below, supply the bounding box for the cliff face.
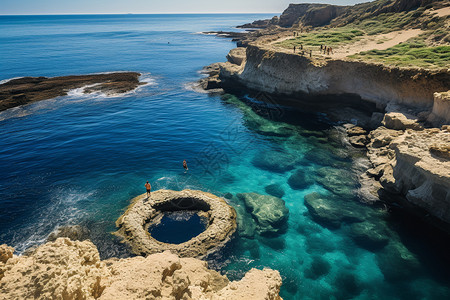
[219,45,450,114]
[0,238,283,300]
[278,4,349,27]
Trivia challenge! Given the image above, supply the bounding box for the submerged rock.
[304,192,365,229]
[313,167,356,198]
[304,255,331,279]
[376,240,421,281]
[265,183,285,198]
[288,169,314,190]
[0,238,283,300]
[349,222,390,251]
[234,204,258,239]
[237,192,289,235]
[252,150,300,173]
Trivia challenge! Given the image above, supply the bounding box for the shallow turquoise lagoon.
[0,14,449,299]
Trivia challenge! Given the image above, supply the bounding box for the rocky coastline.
[0,238,282,299]
[200,0,450,229]
[0,72,145,112]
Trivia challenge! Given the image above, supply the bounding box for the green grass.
[354,9,426,35]
[276,28,365,48]
[349,42,450,69]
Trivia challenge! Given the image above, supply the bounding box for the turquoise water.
[0,15,449,299]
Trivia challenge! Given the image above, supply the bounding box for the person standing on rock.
[145,181,151,198]
[293,46,296,53]
[183,159,189,172]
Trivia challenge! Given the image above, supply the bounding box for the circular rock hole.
[149,211,208,244]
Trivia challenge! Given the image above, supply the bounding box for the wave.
[10,189,94,254]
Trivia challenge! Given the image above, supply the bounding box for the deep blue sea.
[0,14,449,299]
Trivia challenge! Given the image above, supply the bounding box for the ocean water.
[0,14,449,299]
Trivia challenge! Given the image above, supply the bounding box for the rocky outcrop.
[237,193,289,235]
[428,91,450,126]
[226,47,246,66]
[0,72,144,111]
[366,123,450,223]
[218,46,450,118]
[47,225,90,242]
[115,189,237,258]
[0,238,283,300]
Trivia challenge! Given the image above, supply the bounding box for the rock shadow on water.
[288,168,315,190]
[332,271,364,300]
[304,255,331,280]
[264,183,285,198]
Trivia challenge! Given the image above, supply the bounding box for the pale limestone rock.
[0,244,13,263]
[382,112,423,131]
[366,126,450,222]
[0,239,283,300]
[428,91,450,126]
[0,238,104,300]
[115,189,237,258]
[214,268,283,300]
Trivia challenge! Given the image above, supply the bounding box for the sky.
[0,0,372,15]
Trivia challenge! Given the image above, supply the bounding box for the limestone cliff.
[218,45,450,121]
[0,238,283,300]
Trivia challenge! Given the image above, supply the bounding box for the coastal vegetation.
[349,41,450,68]
[277,28,365,47]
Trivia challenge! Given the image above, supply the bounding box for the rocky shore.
[0,72,144,111]
[0,238,283,299]
[200,0,450,228]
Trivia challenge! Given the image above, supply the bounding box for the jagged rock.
[0,244,14,263]
[288,169,314,190]
[349,135,369,148]
[226,47,246,66]
[47,225,90,242]
[252,150,299,173]
[368,127,403,148]
[313,167,356,198]
[390,129,450,222]
[115,189,237,258]
[349,222,390,251]
[382,112,423,131]
[0,238,283,300]
[347,126,367,136]
[429,143,450,159]
[237,193,289,235]
[304,192,365,229]
[265,183,285,198]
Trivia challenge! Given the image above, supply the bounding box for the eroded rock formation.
[115,189,237,258]
[0,238,283,300]
[0,72,145,111]
[366,121,450,223]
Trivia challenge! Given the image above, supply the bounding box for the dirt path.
[332,29,423,58]
[267,28,424,59]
